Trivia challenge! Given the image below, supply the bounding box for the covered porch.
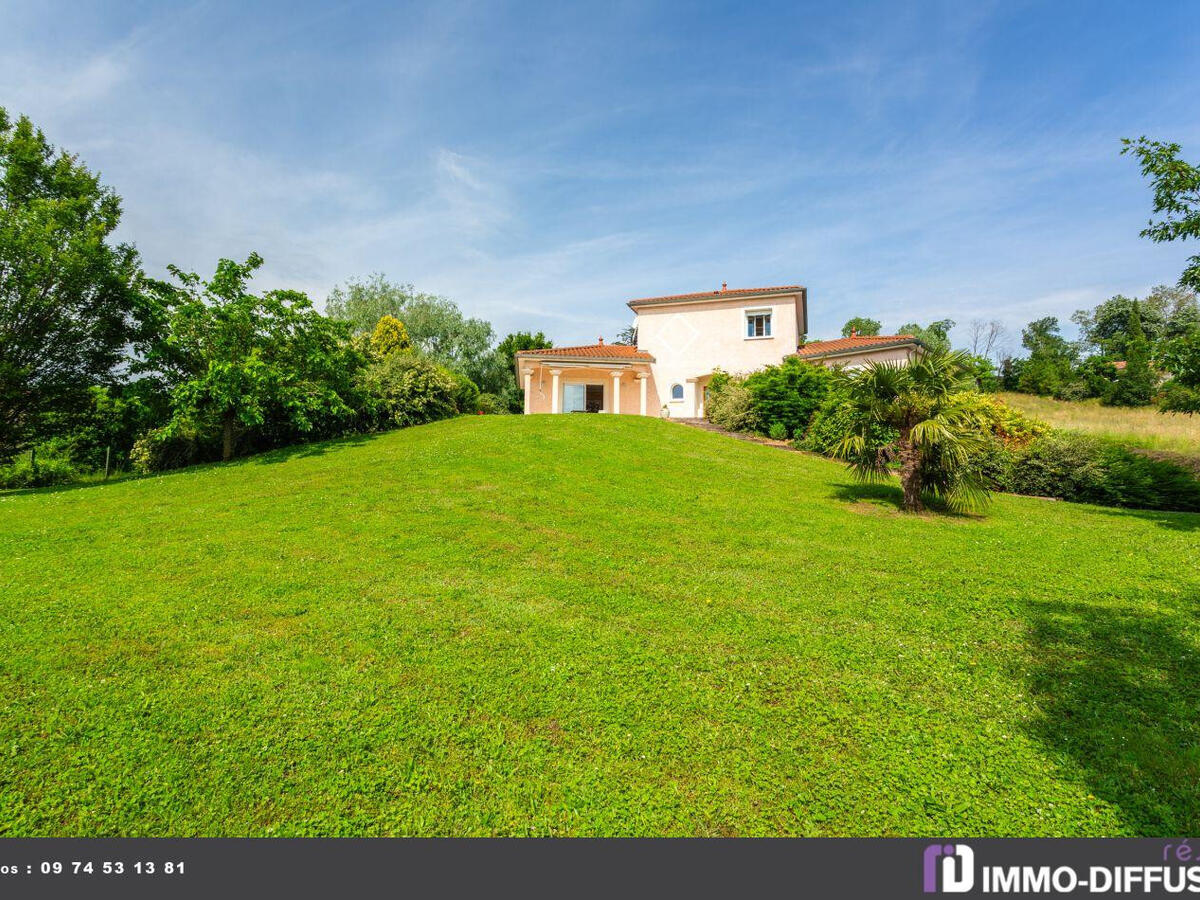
[514,343,657,416]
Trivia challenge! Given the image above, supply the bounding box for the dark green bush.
[1003,431,1200,512]
[767,422,788,440]
[743,357,835,438]
[797,389,898,457]
[130,424,210,474]
[447,370,480,415]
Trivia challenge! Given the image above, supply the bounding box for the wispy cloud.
[2,0,1197,346]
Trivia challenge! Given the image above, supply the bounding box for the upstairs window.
[745,310,772,338]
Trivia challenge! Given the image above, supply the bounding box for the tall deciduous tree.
[495,331,552,411]
[841,316,881,337]
[325,274,499,391]
[146,254,358,461]
[1104,303,1155,407]
[1123,137,1200,292]
[1016,317,1077,396]
[0,108,146,459]
[966,319,1008,361]
[898,319,955,353]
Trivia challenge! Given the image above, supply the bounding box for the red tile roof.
[1112,360,1127,371]
[627,285,803,308]
[515,343,654,361]
[792,334,920,359]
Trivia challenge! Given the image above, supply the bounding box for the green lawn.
[1,415,1198,836]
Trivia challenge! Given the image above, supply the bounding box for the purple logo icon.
[924,844,975,893]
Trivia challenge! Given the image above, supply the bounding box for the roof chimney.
[851,328,857,337]
[721,282,727,292]
[597,335,604,345]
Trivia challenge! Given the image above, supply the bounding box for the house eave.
[627,288,805,311]
[793,339,923,361]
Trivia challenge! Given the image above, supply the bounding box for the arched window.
[670,383,684,401]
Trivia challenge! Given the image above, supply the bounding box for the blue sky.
[4,1,1198,350]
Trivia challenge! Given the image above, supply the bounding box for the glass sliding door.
[562,383,604,413]
[563,383,587,413]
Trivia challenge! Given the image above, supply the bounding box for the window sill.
[744,335,774,341]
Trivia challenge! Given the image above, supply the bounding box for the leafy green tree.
[898,319,955,353]
[324,274,415,333]
[495,331,552,412]
[369,314,412,358]
[1156,332,1200,413]
[612,325,637,346]
[841,316,882,337]
[1154,284,1200,337]
[834,351,989,513]
[1016,317,1077,396]
[960,354,1000,392]
[146,254,359,461]
[1071,294,1164,357]
[1123,138,1200,292]
[1104,303,1155,407]
[0,108,147,459]
[326,274,500,391]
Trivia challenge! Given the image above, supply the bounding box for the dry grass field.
[998,392,1200,460]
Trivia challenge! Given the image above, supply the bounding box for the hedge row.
[705,359,1200,513]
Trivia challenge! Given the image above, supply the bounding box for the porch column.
[550,369,562,414]
[637,373,648,416]
[693,380,704,418]
[522,370,532,415]
[611,371,622,414]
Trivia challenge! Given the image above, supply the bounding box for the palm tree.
[833,350,990,513]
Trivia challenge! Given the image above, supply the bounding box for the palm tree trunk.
[897,429,923,512]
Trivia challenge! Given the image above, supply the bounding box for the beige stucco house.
[515,284,920,417]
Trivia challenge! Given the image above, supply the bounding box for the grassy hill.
[1,415,1198,836]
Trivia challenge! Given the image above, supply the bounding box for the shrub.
[705,380,757,432]
[1003,431,1200,512]
[476,393,509,415]
[743,357,835,437]
[369,315,412,358]
[952,392,1049,448]
[0,451,79,489]
[798,388,898,457]
[1159,380,1200,414]
[446,370,480,415]
[359,354,459,429]
[130,424,209,474]
[767,421,788,440]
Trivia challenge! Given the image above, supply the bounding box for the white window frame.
[669,383,684,402]
[744,308,773,340]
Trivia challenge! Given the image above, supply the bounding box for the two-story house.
[514,284,921,417]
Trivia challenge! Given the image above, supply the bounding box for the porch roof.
[515,343,655,369]
[791,334,921,360]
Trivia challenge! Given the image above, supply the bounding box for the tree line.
[0,107,550,487]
